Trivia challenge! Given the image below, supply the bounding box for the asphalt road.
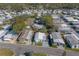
[0,43,79,56]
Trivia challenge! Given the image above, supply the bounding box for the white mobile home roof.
[61,24,68,27]
[65,17,78,22]
[0,30,8,38]
[2,24,11,29]
[26,31,33,40]
[64,34,79,45]
[0,21,3,24]
[21,29,33,40]
[59,23,71,31]
[52,15,60,19]
[71,21,79,25]
[4,34,13,38]
[33,23,44,29]
[74,25,79,28]
[52,32,65,44]
[3,34,13,40]
[3,33,17,40]
[71,29,79,41]
[72,33,79,41]
[34,32,46,42]
[53,19,65,24]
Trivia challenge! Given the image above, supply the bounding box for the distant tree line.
[0,3,79,11]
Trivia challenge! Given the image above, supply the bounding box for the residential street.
[0,43,79,56]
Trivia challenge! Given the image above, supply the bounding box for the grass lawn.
[0,48,14,56]
[51,45,57,48]
[36,41,42,46]
[65,44,79,52]
[64,42,79,52]
[32,53,47,56]
[70,48,79,52]
[38,27,47,33]
[65,48,79,52]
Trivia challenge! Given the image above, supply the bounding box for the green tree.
[42,16,52,28]
[13,16,26,34]
[42,15,53,33]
